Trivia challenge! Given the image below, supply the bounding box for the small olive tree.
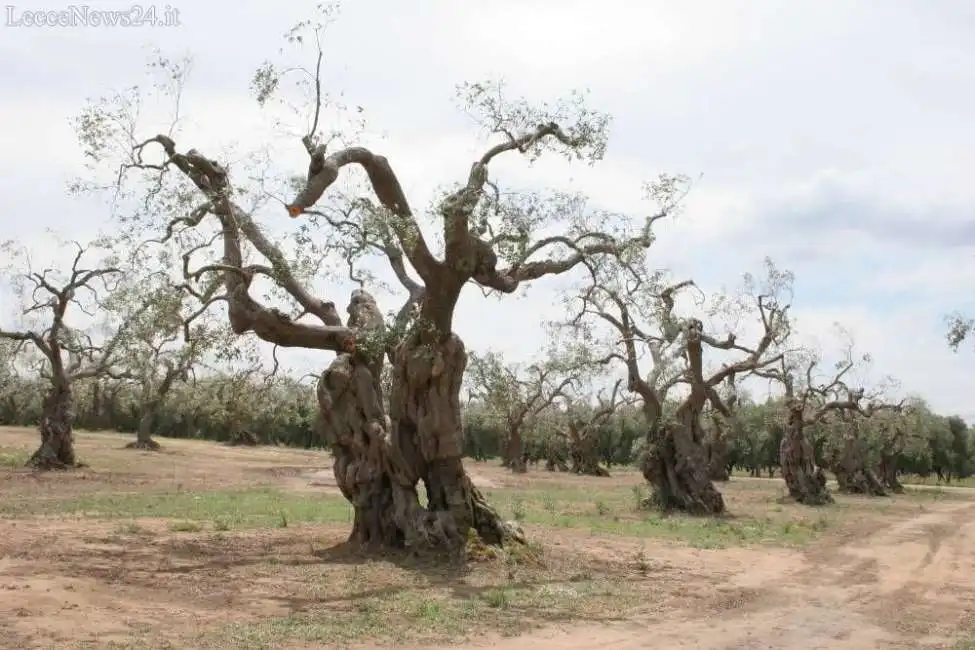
[466,351,573,473]
[106,274,236,450]
[0,240,148,468]
[558,378,632,477]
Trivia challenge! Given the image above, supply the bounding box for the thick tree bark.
[706,425,730,482]
[780,406,833,505]
[319,330,519,552]
[641,402,725,514]
[877,453,903,493]
[566,423,610,477]
[28,383,78,469]
[877,426,905,494]
[830,430,887,496]
[504,428,527,473]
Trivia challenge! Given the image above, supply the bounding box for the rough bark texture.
[706,420,730,482]
[503,429,527,474]
[566,422,610,477]
[830,422,886,496]
[878,453,903,494]
[28,384,78,469]
[641,402,725,514]
[126,354,190,451]
[87,382,112,430]
[876,424,905,493]
[319,326,519,552]
[779,404,833,505]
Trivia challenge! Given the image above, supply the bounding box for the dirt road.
[432,498,975,650]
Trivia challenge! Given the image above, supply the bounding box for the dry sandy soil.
[0,426,973,650]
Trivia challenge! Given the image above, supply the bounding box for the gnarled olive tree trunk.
[706,420,730,481]
[29,382,77,469]
[567,423,610,477]
[780,405,832,505]
[877,453,903,494]
[318,328,519,551]
[876,425,904,494]
[502,428,527,473]
[830,427,886,496]
[641,400,725,514]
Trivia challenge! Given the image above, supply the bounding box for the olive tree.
[106,275,235,450]
[466,351,573,473]
[77,12,674,552]
[0,240,147,468]
[565,258,792,514]
[755,334,898,503]
[700,376,749,481]
[558,378,632,477]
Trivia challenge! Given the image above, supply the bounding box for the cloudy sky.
[1,0,973,419]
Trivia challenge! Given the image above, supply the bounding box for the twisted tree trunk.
[779,406,833,505]
[706,425,730,481]
[877,452,903,493]
[319,329,519,552]
[641,401,725,514]
[503,428,527,473]
[567,423,610,477]
[705,411,731,481]
[877,426,905,493]
[29,383,78,469]
[831,431,886,496]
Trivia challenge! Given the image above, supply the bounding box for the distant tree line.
[1,371,970,484]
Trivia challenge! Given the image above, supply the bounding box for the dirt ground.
[1,427,973,649]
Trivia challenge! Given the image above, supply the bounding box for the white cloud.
[1,0,973,421]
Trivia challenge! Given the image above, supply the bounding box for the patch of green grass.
[954,636,975,650]
[113,521,148,535]
[0,448,29,468]
[487,486,833,548]
[902,474,975,489]
[0,487,353,529]
[900,485,974,502]
[213,578,630,649]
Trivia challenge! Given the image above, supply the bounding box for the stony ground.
[0,426,973,649]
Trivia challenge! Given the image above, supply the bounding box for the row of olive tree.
[0,371,318,448]
[3,5,968,558]
[3,355,967,489]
